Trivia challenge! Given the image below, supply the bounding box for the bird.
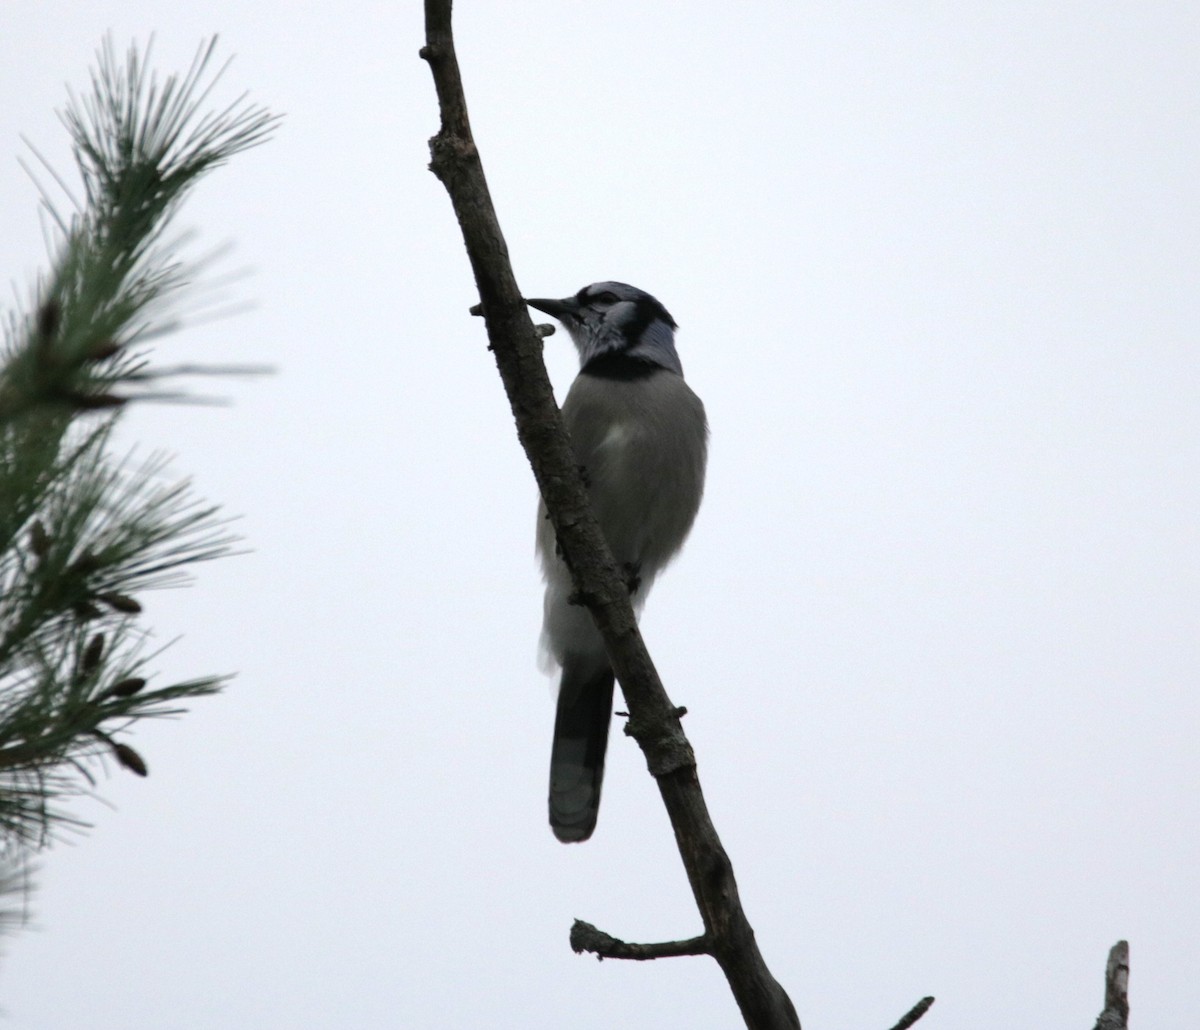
[525,281,708,843]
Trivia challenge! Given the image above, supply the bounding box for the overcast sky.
[1,2,1197,1028]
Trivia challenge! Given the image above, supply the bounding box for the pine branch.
[0,35,276,920]
[1,36,278,424]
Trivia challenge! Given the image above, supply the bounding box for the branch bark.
[570,920,710,961]
[1092,941,1129,1030]
[420,3,799,1027]
[886,996,934,1030]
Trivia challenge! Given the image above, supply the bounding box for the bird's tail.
[548,658,615,843]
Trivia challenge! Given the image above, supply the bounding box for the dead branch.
[1092,941,1130,1030]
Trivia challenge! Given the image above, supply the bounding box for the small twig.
[1092,941,1130,1030]
[570,920,710,961]
[886,996,934,1030]
[470,301,556,338]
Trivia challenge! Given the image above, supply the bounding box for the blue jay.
[525,282,708,842]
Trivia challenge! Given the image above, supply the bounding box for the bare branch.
[1092,941,1130,1030]
[570,919,710,961]
[420,2,799,1027]
[886,996,934,1030]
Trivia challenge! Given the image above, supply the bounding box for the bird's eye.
[593,291,619,305]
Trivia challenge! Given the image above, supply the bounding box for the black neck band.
[580,352,660,380]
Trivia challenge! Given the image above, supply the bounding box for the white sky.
[1,2,1197,1028]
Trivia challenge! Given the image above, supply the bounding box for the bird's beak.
[525,296,579,321]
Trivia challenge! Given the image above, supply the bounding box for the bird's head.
[526,281,682,375]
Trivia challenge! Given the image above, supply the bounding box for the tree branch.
[420,3,799,1027]
[886,996,934,1030]
[570,920,710,961]
[1092,941,1129,1030]
[0,35,273,931]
